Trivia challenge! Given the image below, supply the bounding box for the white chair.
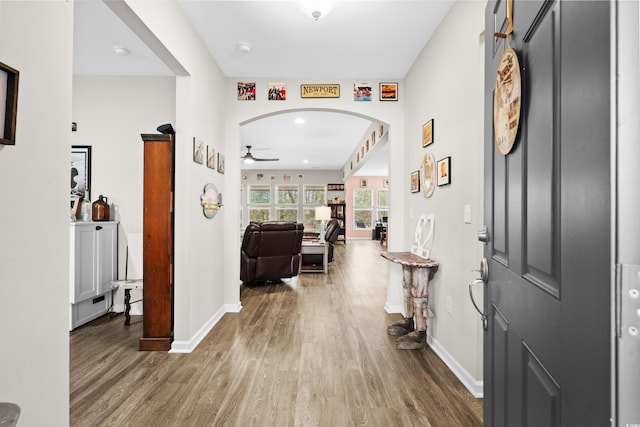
[111,233,143,325]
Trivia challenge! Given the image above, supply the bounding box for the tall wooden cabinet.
[140,133,174,351]
[328,202,346,243]
[69,221,118,330]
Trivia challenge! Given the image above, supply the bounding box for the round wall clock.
[494,48,521,155]
[420,153,436,198]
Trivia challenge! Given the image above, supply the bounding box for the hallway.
[70,240,482,426]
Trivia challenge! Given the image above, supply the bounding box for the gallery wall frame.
[217,152,225,174]
[379,82,398,101]
[71,145,91,198]
[437,156,451,186]
[422,119,434,147]
[410,170,420,193]
[1,61,19,145]
[207,145,216,169]
[193,137,204,164]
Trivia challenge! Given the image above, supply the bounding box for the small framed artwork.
[422,119,434,147]
[206,146,216,169]
[371,131,376,146]
[71,145,91,198]
[283,173,291,182]
[365,139,369,153]
[437,156,451,186]
[193,138,204,164]
[410,171,420,193]
[268,82,286,100]
[217,152,225,174]
[383,179,389,188]
[360,178,368,188]
[354,83,372,101]
[237,82,256,100]
[1,61,19,145]
[379,82,398,101]
[378,123,384,138]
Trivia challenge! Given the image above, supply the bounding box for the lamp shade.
[315,206,332,221]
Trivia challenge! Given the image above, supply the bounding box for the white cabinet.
[69,221,118,330]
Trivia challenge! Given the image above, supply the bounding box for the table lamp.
[315,206,332,243]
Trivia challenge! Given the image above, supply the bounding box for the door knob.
[478,226,489,244]
[469,257,489,330]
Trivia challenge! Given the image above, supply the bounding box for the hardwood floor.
[70,240,482,426]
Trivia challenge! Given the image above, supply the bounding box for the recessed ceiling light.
[295,117,305,124]
[303,159,309,164]
[113,45,129,56]
[237,42,252,53]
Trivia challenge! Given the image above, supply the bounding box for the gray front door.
[483,1,611,425]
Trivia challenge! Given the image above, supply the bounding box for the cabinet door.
[72,225,98,303]
[96,224,117,294]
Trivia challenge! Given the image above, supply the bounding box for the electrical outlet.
[446,296,453,314]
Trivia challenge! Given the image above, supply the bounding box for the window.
[377,189,389,221]
[248,185,271,223]
[353,189,373,229]
[276,185,299,221]
[302,185,326,230]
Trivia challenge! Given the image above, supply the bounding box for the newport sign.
[300,84,340,99]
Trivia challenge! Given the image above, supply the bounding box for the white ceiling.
[73,0,454,175]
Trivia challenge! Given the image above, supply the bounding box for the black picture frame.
[71,146,92,198]
[379,82,398,101]
[437,156,451,186]
[0,61,19,145]
[411,170,420,193]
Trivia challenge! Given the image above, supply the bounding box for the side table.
[381,252,439,349]
[300,241,328,274]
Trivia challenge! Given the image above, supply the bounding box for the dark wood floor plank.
[70,240,482,426]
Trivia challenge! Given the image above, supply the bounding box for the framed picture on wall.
[71,145,91,198]
[207,146,216,169]
[193,138,204,164]
[379,82,398,101]
[217,152,225,174]
[360,178,368,188]
[410,171,420,193]
[422,119,434,147]
[0,61,19,145]
[437,156,451,186]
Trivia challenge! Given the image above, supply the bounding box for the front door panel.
[483,1,611,425]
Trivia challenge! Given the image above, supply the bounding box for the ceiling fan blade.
[254,157,279,161]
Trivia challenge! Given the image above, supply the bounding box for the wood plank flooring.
[70,240,482,426]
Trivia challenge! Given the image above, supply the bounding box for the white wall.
[404,0,486,395]
[121,1,229,350]
[72,75,176,314]
[0,1,73,425]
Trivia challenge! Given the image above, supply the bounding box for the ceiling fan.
[241,145,279,163]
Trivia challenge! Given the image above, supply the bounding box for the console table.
[381,252,439,349]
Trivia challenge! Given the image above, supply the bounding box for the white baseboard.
[170,306,227,353]
[384,303,404,314]
[427,333,484,398]
[169,303,243,353]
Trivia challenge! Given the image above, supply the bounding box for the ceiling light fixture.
[238,42,252,54]
[295,117,305,124]
[311,10,322,21]
[113,45,129,56]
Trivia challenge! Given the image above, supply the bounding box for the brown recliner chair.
[325,219,340,262]
[240,221,304,285]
